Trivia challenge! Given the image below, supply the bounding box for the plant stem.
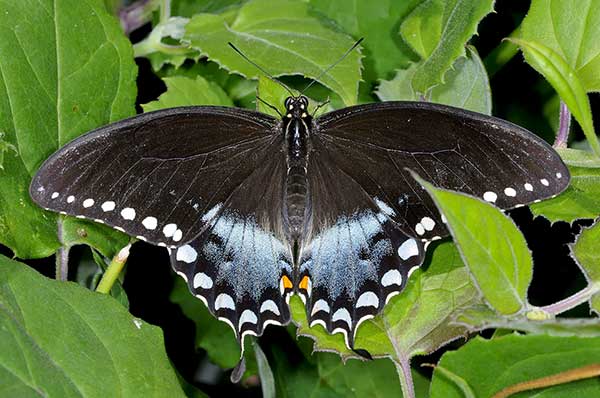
[160,0,171,23]
[484,26,521,78]
[394,357,415,398]
[119,0,160,35]
[539,283,600,315]
[554,101,571,148]
[133,39,190,58]
[96,244,132,294]
[55,218,69,281]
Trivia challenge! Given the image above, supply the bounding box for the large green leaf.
[376,46,491,114]
[430,335,600,397]
[183,0,362,106]
[142,75,234,112]
[171,0,244,17]
[308,0,420,83]
[399,0,494,94]
[531,149,600,223]
[0,0,137,259]
[521,0,600,92]
[572,220,600,314]
[414,174,533,315]
[0,254,184,397]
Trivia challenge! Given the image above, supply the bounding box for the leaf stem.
[554,101,571,148]
[96,244,132,294]
[424,364,476,398]
[55,218,69,281]
[539,283,600,315]
[160,0,171,23]
[394,357,415,398]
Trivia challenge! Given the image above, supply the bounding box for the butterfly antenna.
[228,42,296,98]
[256,95,283,117]
[312,98,330,117]
[301,37,364,95]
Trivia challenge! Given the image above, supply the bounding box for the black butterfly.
[30,96,569,362]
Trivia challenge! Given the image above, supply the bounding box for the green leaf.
[171,0,244,17]
[558,148,600,168]
[0,254,184,397]
[572,220,600,314]
[253,341,276,398]
[399,0,494,94]
[430,335,600,397]
[376,46,492,114]
[413,173,533,315]
[431,366,476,398]
[531,149,600,223]
[510,38,600,156]
[0,131,17,170]
[0,0,137,258]
[183,0,362,106]
[257,77,295,116]
[102,0,123,14]
[308,0,420,82]
[271,346,422,398]
[142,75,234,112]
[61,218,130,259]
[521,0,600,93]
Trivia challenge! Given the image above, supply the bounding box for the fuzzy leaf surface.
[183,0,362,106]
[0,254,184,397]
[0,0,136,258]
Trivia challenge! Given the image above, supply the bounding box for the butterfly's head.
[284,96,310,120]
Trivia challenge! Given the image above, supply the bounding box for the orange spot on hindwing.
[299,275,310,291]
[281,275,293,290]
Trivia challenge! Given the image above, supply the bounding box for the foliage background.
[0,0,599,397]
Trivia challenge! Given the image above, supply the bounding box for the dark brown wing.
[30,106,280,247]
[313,101,569,241]
[31,105,293,353]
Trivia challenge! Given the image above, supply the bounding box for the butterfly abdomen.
[285,164,309,238]
[283,114,312,241]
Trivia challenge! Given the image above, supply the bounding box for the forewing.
[171,148,293,344]
[314,101,570,241]
[298,147,424,350]
[30,106,279,247]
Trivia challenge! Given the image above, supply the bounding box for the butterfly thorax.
[282,96,312,243]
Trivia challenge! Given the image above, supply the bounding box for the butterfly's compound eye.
[284,97,293,110]
[299,96,309,109]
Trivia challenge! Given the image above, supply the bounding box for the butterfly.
[29,48,570,379]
